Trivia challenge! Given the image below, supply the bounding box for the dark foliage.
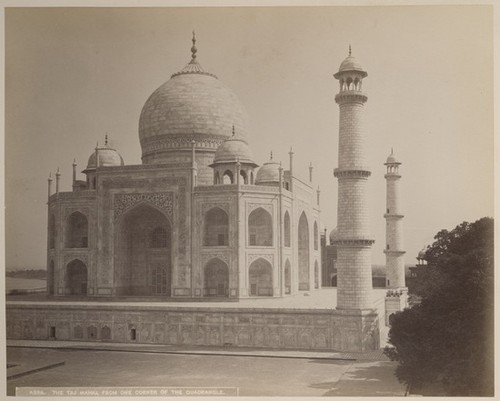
[384,217,494,396]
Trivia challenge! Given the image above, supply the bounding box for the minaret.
[384,149,408,325]
[332,47,375,310]
[384,149,406,289]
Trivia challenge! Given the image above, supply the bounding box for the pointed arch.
[284,259,291,294]
[249,258,273,296]
[204,207,229,246]
[240,169,248,184]
[222,170,233,184]
[314,221,319,250]
[65,211,88,248]
[49,214,56,249]
[298,211,310,290]
[101,326,111,340]
[114,204,172,296]
[48,260,55,295]
[66,259,87,295]
[248,207,273,246]
[284,211,291,247]
[314,260,319,289]
[204,258,229,297]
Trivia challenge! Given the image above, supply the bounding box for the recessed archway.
[298,212,310,290]
[204,258,229,297]
[249,258,273,297]
[66,259,87,295]
[204,207,229,246]
[65,212,88,248]
[114,204,172,296]
[248,207,273,246]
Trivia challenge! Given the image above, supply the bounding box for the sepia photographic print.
[4,2,495,398]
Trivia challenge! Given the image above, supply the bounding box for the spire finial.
[232,125,235,137]
[349,44,352,56]
[191,30,197,60]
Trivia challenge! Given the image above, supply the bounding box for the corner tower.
[332,47,375,310]
[384,149,406,289]
[384,149,408,325]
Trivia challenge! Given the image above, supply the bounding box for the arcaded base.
[7,289,384,352]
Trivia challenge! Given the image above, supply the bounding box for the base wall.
[7,303,380,352]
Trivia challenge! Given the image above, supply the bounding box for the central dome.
[139,36,248,164]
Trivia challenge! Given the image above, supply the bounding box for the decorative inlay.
[64,207,90,219]
[248,254,273,265]
[334,169,371,178]
[201,253,230,266]
[247,203,273,214]
[114,192,173,219]
[335,93,368,104]
[63,253,89,267]
[331,238,375,247]
[142,134,227,154]
[202,202,230,214]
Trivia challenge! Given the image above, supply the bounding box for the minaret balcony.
[331,238,375,247]
[335,91,368,105]
[384,213,404,219]
[384,249,406,256]
[334,168,371,179]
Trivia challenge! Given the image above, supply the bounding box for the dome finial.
[391,147,394,155]
[191,30,197,60]
[105,133,108,146]
[349,44,352,57]
[270,151,273,161]
[232,124,235,137]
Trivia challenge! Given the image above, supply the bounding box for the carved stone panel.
[113,192,174,219]
[247,254,274,266]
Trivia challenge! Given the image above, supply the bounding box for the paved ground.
[6,345,407,397]
[7,288,388,310]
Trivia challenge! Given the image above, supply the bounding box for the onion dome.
[417,248,427,260]
[211,127,258,167]
[255,152,281,185]
[329,227,338,245]
[139,32,248,164]
[385,148,401,165]
[85,136,124,170]
[333,45,367,79]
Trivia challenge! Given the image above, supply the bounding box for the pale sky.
[5,5,494,268]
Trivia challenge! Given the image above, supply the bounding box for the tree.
[385,217,494,396]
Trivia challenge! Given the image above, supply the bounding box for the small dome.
[334,48,367,79]
[417,248,427,260]
[338,56,366,74]
[87,144,124,169]
[255,156,280,185]
[386,148,400,165]
[329,227,338,245]
[212,136,257,166]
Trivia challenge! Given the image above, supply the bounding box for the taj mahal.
[7,34,408,352]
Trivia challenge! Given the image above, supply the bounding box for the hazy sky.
[5,6,493,268]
